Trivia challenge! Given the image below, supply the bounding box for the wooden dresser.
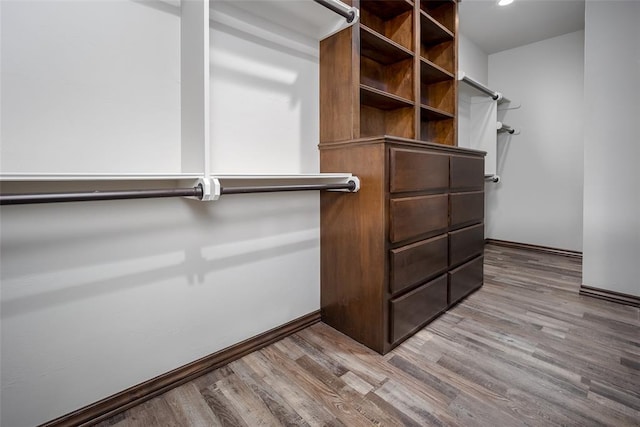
[319,1,484,354]
[320,136,484,354]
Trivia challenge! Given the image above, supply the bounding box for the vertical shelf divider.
[181,0,211,178]
[414,0,422,140]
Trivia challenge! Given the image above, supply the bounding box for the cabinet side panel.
[320,143,386,352]
[320,28,358,143]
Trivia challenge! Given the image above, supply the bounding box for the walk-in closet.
[1,1,638,426]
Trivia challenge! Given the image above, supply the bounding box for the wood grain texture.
[360,56,414,101]
[320,142,387,353]
[321,138,483,355]
[419,116,455,145]
[448,255,484,305]
[450,155,484,191]
[42,311,320,427]
[389,194,448,243]
[384,106,417,139]
[449,191,484,229]
[420,79,455,113]
[359,0,413,21]
[96,244,640,427]
[421,0,456,33]
[419,11,453,45]
[319,27,358,143]
[360,3,413,51]
[390,234,448,295]
[321,0,457,145]
[360,25,413,65]
[420,39,454,74]
[390,274,448,343]
[389,147,449,193]
[449,223,484,267]
[420,58,454,84]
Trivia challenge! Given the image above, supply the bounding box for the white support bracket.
[195,177,221,201]
[328,176,360,192]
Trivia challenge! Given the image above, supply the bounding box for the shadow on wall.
[209,1,320,175]
[0,192,319,319]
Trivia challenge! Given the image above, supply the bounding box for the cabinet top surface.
[319,136,486,157]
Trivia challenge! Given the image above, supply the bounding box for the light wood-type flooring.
[98,244,640,426]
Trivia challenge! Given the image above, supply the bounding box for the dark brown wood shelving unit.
[319,0,484,355]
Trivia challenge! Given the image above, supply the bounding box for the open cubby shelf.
[420,104,454,120]
[420,0,456,34]
[360,52,414,101]
[360,0,414,20]
[361,25,414,65]
[360,84,414,110]
[420,10,454,45]
[420,39,455,74]
[420,57,454,84]
[420,116,455,145]
[421,79,454,113]
[360,1,413,51]
[360,105,415,139]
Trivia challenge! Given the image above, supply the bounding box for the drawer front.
[449,255,484,305]
[390,194,448,243]
[390,274,447,344]
[449,223,484,267]
[450,191,484,229]
[450,155,484,191]
[390,234,448,294]
[390,148,449,193]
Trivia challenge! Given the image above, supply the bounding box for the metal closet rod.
[460,74,500,100]
[498,124,516,134]
[0,181,357,206]
[313,0,356,23]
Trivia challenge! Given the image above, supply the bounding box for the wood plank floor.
[97,244,640,426]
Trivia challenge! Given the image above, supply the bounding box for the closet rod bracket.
[327,176,360,193]
[196,177,221,201]
[313,0,358,23]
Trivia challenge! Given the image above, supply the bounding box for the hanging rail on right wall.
[312,0,358,23]
[497,121,519,135]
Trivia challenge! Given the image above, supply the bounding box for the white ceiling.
[459,0,586,54]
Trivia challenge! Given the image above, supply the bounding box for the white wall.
[0,0,181,173]
[209,2,320,173]
[582,1,640,296]
[457,34,490,165]
[486,30,585,252]
[0,2,323,426]
[459,34,488,85]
